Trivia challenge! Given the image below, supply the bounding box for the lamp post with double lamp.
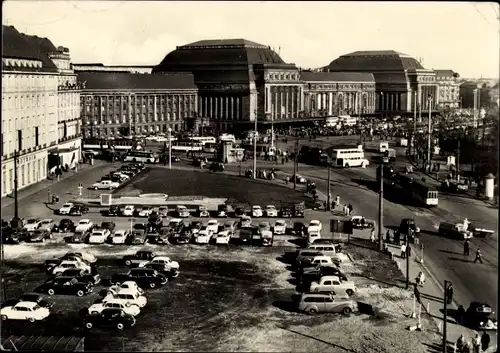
[168,127,172,170]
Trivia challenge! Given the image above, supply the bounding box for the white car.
[307,231,322,245]
[92,180,120,190]
[58,203,74,215]
[65,251,97,264]
[39,219,55,232]
[265,205,278,217]
[88,229,111,244]
[108,288,147,308]
[143,256,180,275]
[273,220,287,235]
[294,174,307,184]
[88,298,141,317]
[310,275,357,296]
[122,205,135,217]
[177,205,190,218]
[195,229,212,244]
[111,229,130,244]
[52,260,92,276]
[106,281,144,297]
[112,172,130,181]
[0,302,50,322]
[252,205,263,218]
[308,220,323,233]
[75,219,94,232]
[215,231,231,245]
[206,219,220,234]
[23,218,41,232]
[138,206,154,217]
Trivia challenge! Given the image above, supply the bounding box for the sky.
[3,1,499,78]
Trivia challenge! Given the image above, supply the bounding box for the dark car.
[46,276,94,297]
[130,230,147,245]
[122,250,156,266]
[441,180,468,194]
[156,227,173,245]
[17,293,54,309]
[351,216,375,230]
[65,230,91,244]
[292,202,305,218]
[59,268,100,285]
[293,222,307,236]
[69,205,89,216]
[234,207,246,217]
[143,262,180,278]
[107,205,121,217]
[2,228,27,244]
[55,219,75,233]
[209,162,224,172]
[298,266,348,289]
[280,207,293,218]
[83,308,136,330]
[27,229,52,243]
[148,215,163,230]
[189,221,202,233]
[100,221,116,232]
[175,230,192,245]
[131,162,145,171]
[459,302,497,330]
[111,268,168,289]
[119,168,136,177]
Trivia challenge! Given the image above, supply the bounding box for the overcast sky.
[3,1,499,78]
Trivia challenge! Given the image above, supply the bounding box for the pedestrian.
[473,248,483,264]
[462,340,471,353]
[481,331,490,352]
[457,335,466,353]
[370,229,376,243]
[407,244,412,258]
[335,195,340,209]
[446,283,454,304]
[400,243,407,258]
[472,334,481,353]
[416,271,426,286]
[348,204,353,215]
[386,229,392,244]
[463,239,470,257]
[413,283,421,304]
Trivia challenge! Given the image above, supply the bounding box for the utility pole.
[406,227,411,289]
[327,162,331,211]
[443,280,450,353]
[253,109,258,179]
[378,164,384,251]
[456,139,460,181]
[427,95,432,169]
[13,150,19,221]
[418,87,422,123]
[413,90,417,158]
[293,138,298,190]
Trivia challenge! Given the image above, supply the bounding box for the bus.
[171,140,203,152]
[393,172,439,207]
[189,136,217,145]
[83,138,142,151]
[202,142,218,153]
[331,147,368,168]
[123,151,158,164]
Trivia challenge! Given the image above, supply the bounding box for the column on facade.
[235,96,239,120]
[273,86,278,119]
[328,92,333,115]
[226,96,230,120]
[290,86,295,118]
[275,86,281,119]
[283,86,288,118]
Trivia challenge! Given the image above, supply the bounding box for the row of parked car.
[87,162,146,191]
[1,250,180,331]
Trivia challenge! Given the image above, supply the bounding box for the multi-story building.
[72,64,154,74]
[1,25,82,198]
[434,70,460,110]
[324,50,438,115]
[77,71,198,137]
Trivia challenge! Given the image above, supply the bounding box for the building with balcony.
[434,70,460,110]
[77,71,198,138]
[1,25,82,198]
[325,50,438,115]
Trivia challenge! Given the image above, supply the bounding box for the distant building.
[1,25,82,198]
[325,50,438,114]
[434,70,460,109]
[77,71,198,137]
[73,63,154,74]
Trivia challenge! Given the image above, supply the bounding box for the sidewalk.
[385,243,497,352]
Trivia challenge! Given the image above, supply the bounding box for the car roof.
[15,301,39,309]
[300,293,331,298]
[152,256,171,261]
[114,229,127,234]
[320,275,341,280]
[78,219,91,223]
[121,281,138,286]
[41,219,53,222]
[117,288,139,294]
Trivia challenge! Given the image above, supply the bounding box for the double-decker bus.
[331,147,368,168]
[393,172,439,207]
[171,140,203,152]
[123,151,158,163]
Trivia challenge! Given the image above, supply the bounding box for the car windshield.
[62,204,72,208]
[79,221,89,225]
[276,221,285,226]
[27,219,37,224]
[41,220,51,224]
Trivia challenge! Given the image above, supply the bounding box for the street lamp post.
[168,127,172,169]
[253,109,258,179]
[427,95,432,169]
[378,163,384,252]
[412,89,417,158]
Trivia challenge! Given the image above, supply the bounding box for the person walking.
[370,229,376,243]
[481,331,490,352]
[464,239,470,257]
[347,204,353,215]
[407,244,412,258]
[400,243,407,258]
[413,283,421,304]
[474,248,483,264]
[446,282,454,304]
[456,334,466,353]
[334,195,340,210]
[385,229,392,244]
[415,271,426,286]
[472,333,481,353]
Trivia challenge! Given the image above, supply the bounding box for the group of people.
[463,239,483,264]
[456,332,491,353]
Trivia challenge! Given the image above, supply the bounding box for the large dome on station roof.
[153,38,287,72]
[327,50,425,72]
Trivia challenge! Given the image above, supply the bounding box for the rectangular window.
[2,171,6,195]
[9,169,13,191]
[27,162,31,184]
[17,130,22,151]
[35,126,39,147]
[21,165,25,187]
[37,159,41,181]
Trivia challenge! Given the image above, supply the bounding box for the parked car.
[137,206,154,218]
[91,180,120,190]
[88,298,140,317]
[297,293,356,315]
[460,302,498,330]
[130,230,147,245]
[273,220,287,235]
[111,268,168,289]
[0,302,50,322]
[143,256,180,278]
[296,250,324,267]
[122,205,135,217]
[196,206,209,217]
[441,180,469,194]
[75,219,94,232]
[64,252,97,264]
[307,231,321,245]
[439,222,473,240]
[55,219,75,233]
[195,228,212,244]
[293,222,307,236]
[111,229,131,244]
[350,216,375,229]
[39,219,55,232]
[69,205,89,216]
[106,281,144,297]
[177,205,190,218]
[280,206,293,218]
[27,229,52,243]
[65,230,90,244]
[309,275,356,296]
[23,218,41,232]
[58,203,74,215]
[100,221,116,232]
[107,205,122,217]
[148,215,163,230]
[122,250,156,266]
[308,220,323,233]
[16,293,54,309]
[46,277,94,297]
[83,308,136,330]
[299,264,348,285]
[88,229,111,244]
[189,221,203,234]
[157,206,169,218]
[265,205,278,217]
[60,268,100,285]
[252,205,263,218]
[239,216,252,228]
[293,202,305,218]
[51,260,92,276]
[234,207,246,217]
[215,231,231,245]
[175,231,192,245]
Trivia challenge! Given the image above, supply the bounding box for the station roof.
[153,38,287,72]
[77,71,197,91]
[2,25,58,72]
[327,50,424,72]
[301,71,375,82]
